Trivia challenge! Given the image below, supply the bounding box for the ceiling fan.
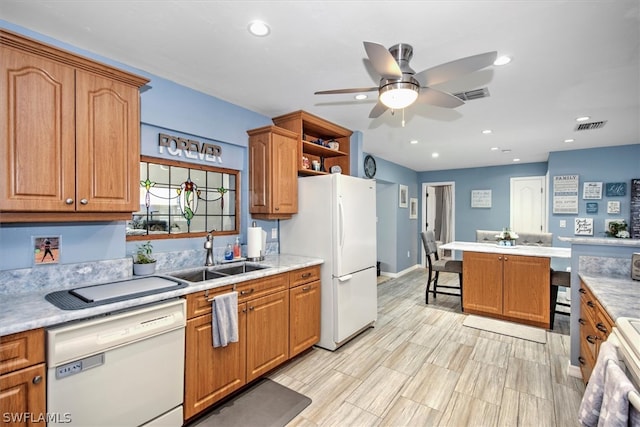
[315,42,497,118]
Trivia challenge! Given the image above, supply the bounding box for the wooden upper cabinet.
[247,125,298,219]
[0,29,149,223]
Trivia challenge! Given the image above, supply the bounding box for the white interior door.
[510,176,546,233]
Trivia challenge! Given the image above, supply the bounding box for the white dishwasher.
[47,298,186,427]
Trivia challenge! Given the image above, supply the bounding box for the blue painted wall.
[548,144,640,245]
[418,162,548,242]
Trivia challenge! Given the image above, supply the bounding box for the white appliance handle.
[338,200,345,249]
[337,274,352,282]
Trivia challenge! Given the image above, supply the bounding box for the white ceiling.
[3,1,639,172]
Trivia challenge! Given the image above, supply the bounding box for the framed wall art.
[399,185,408,208]
[582,182,602,199]
[586,202,598,214]
[605,182,627,197]
[574,218,594,236]
[409,198,418,219]
[607,201,621,214]
[471,189,492,208]
[33,235,60,266]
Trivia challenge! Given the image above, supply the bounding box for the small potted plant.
[133,241,156,276]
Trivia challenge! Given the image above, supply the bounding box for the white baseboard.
[380,264,422,279]
[566,361,582,379]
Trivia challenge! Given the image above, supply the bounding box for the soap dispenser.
[224,243,233,260]
[233,237,241,258]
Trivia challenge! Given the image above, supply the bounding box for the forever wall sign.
[158,133,222,163]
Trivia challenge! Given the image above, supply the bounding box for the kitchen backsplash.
[0,243,279,296]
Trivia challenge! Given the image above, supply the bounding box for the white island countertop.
[439,241,571,258]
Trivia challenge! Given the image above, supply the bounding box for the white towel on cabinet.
[579,341,620,427]
[598,361,640,427]
[211,291,238,348]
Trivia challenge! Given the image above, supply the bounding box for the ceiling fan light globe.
[379,83,419,109]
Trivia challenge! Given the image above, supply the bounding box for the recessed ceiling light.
[513,158,521,162]
[432,152,439,158]
[482,129,492,134]
[354,94,367,100]
[410,139,418,144]
[576,116,590,122]
[564,138,575,143]
[248,20,270,37]
[490,147,499,151]
[494,55,512,66]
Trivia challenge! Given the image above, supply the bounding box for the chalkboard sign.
[605,182,627,197]
[631,179,640,239]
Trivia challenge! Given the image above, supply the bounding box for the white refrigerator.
[280,174,377,350]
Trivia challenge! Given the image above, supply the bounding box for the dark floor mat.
[190,378,312,427]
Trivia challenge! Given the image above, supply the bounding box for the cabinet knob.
[275,207,280,211]
[302,286,311,292]
[587,301,595,308]
[578,318,586,325]
[578,356,586,365]
[80,198,88,205]
[65,198,74,205]
[579,288,586,294]
[32,375,42,384]
[498,256,502,261]
[586,335,598,344]
[249,306,255,311]
[504,257,508,261]
[302,272,312,278]
[596,323,608,334]
[240,288,255,296]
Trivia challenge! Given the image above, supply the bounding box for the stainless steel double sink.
[167,262,270,283]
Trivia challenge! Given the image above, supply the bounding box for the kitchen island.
[440,241,570,328]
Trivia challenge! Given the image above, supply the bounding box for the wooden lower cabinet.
[184,273,298,421]
[0,328,46,426]
[463,251,550,328]
[289,280,321,358]
[578,280,614,383]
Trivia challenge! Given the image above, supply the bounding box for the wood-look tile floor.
[269,268,583,427]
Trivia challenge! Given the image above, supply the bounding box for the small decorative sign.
[158,133,222,163]
[582,182,602,199]
[553,175,579,214]
[586,202,598,214]
[574,218,594,236]
[471,189,492,208]
[605,182,627,197]
[607,201,621,214]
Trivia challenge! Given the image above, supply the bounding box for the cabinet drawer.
[289,265,321,288]
[0,329,45,375]
[186,286,233,319]
[579,299,599,362]
[237,273,289,303]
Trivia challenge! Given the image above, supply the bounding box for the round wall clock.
[364,155,376,179]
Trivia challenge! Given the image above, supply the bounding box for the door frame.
[420,181,455,267]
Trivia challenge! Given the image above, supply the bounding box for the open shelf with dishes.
[272,110,352,176]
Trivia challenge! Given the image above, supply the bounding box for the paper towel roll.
[247,226,263,259]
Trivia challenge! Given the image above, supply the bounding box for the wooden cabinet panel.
[185,286,233,320]
[289,280,321,357]
[246,290,289,382]
[247,125,298,219]
[289,265,321,288]
[463,252,503,316]
[0,29,148,222]
[502,255,550,324]
[462,251,550,328]
[184,306,247,420]
[0,364,46,426]
[75,71,140,212]
[0,329,45,376]
[578,280,615,384]
[237,273,289,303]
[0,46,76,213]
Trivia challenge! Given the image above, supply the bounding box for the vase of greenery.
[133,241,157,276]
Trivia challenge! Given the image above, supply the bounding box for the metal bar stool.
[421,231,463,309]
[550,269,571,329]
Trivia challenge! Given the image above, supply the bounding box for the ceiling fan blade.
[417,88,464,108]
[315,87,378,95]
[414,51,498,87]
[369,101,388,118]
[363,41,402,79]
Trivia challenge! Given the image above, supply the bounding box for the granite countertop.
[579,273,640,321]
[0,254,323,337]
[439,241,571,258]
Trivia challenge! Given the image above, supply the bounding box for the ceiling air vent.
[453,87,490,101]
[575,120,607,131]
